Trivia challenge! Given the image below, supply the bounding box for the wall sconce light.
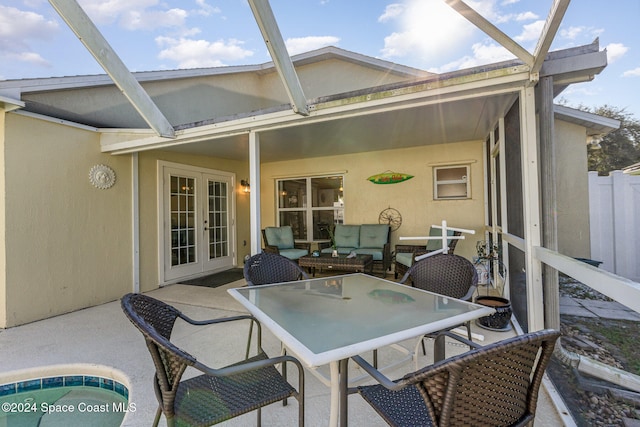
[240,179,250,193]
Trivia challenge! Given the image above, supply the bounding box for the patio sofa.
[318,224,391,276]
[262,226,311,261]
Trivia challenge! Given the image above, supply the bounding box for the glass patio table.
[228,273,494,427]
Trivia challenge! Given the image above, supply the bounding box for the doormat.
[179,268,245,288]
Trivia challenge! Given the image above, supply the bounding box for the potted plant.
[322,225,339,257]
[474,241,512,331]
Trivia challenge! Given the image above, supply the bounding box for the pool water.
[1,384,129,426]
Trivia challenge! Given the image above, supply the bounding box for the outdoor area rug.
[179,268,245,288]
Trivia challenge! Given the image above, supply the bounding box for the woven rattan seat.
[400,253,478,348]
[353,329,560,427]
[244,252,309,286]
[121,293,305,427]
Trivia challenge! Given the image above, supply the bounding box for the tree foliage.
[584,105,640,175]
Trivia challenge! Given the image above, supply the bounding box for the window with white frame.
[433,165,470,200]
[276,175,344,241]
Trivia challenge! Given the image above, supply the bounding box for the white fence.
[589,171,640,282]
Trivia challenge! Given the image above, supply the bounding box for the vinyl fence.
[589,170,640,282]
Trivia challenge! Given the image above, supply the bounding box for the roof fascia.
[247,0,309,116]
[101,64,531,154]
[48,0,175,138]
[531,0,570,74]
[445,0,534,67]
[554,104,620,135]
[0,95,25,112]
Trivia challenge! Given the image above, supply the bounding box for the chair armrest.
[460,284,478,302]
[351,355,406,391]
[394,244,424,254]
[195,353,305,379]
[262,245,280,254]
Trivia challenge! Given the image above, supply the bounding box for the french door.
[160,163,236,283]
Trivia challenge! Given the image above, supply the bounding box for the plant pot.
[475,296,512,331]
[331,249,339,257]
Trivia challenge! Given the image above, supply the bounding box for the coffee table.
[298,253,373,276]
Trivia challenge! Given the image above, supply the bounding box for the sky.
[1,0,639,118]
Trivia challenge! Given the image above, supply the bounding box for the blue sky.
[2,0,639,118]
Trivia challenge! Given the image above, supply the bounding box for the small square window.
[434,165,470,200]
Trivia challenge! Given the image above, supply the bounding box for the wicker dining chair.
[121,293,305,427]
[352,329,560,427]
[400,253,478,351]
[244,252,309,286]
[394,229,462,279]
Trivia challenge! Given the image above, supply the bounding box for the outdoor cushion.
[320,246,357,255]
[278,248,310,260]
[395,251,414,268]
[353,248,384,261]
[334,225,360,248]
[359,224,389,249]
[425,227,456,251]
[264,226,295,249]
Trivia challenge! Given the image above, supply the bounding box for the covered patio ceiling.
[161,91,518,162]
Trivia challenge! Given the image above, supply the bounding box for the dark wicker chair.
[121,293,305,427]
[394,229,462,279]
[244,252,310,286]
[352,329,560,427]
[400,253,478,351]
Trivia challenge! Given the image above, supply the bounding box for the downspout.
[132,152,140,293]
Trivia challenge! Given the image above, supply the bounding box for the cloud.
[78,0,186,30]
[622,68,640,77]
[379,0,476,62]
[0,6,57,66]
[605,43,628,64]
[378,3,404,23]
[156,37,254,68]
[285,36,340,55]
[194,0,221,17]
[514,20,544,43]
[432,41,513,73]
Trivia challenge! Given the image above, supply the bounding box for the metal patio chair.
[244,252,309,286]
[352,329,560,427]
[400,253,478,355]
[121,293,305,427]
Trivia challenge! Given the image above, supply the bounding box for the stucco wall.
[136,151,250,292]
[0,111,6,326]
[555,120,591,258]
[2,114,133,328]
[260,141,485,261]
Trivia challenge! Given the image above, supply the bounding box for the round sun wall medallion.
[89,164,116,189]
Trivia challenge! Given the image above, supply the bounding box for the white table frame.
[228,273,494,427]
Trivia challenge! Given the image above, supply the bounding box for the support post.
[249,132,261,255]
[539,76,560,330]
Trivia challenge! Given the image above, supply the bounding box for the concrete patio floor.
[0,279,569,426]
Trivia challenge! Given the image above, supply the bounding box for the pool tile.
[84,376,101,387]
[64,375,84,387]
[114,382,128,398]
[17,379,41,392]
[42,376,64,389]
[0,383,16,396]
[100,378,114,390]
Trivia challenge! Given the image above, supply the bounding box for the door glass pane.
[170,175,196,266]
[208,180,229,259]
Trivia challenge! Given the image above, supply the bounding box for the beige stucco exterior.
[555,120,591,258]
[260,141,485,261]
[2,114,132,327]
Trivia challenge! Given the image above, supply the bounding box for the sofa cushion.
[353,248,384,261]
[425,227,456,251]
[264,226,295,249]
[278,248,309,260]
[359,224,389,249]
[334,225,360,248]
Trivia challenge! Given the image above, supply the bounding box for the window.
[434,165,470,199]
[276,175,344,241]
